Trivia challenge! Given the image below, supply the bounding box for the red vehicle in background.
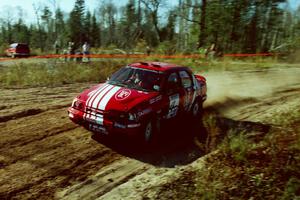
[5,43,30,58]
[68,62,207,143]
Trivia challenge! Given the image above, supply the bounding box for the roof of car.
[128,62,187,72]
[10,43,29,47]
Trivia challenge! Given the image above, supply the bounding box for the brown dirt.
[0,65,300,199]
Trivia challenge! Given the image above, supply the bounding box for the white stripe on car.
[91,84,114,108]
[98,86,121,110]
[84,84,108,119]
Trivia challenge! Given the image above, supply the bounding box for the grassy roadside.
[156,110,300,200]
[0,60,125,88]
[197,118,299,199]
[1,57,297,88]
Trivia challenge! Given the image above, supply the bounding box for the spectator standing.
[146,46,151,56]
[82,42,90,62]
[206,43,216,61]
[68,42,75,61]
[54,41,59,54]
[198,47,207,59]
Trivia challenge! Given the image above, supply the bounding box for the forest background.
[0,0,299,56]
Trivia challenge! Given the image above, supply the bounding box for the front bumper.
[68,107,141,136]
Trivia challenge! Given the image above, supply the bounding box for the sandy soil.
[0,65,300,199]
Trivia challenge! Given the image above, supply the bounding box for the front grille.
[85,108,127,123]
[85,107,105,115]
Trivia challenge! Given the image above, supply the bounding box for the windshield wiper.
[108,81,126,87]
[127,84,149,92]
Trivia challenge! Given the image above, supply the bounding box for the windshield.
[108,66,161,92]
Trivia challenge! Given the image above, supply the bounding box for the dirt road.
[0,66,299,199]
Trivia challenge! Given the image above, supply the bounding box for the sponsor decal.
[89,124,108,134]
[127,123,141,128]
[115,89,131,101]
[167,94,180,119]
[114,123,126,129]
[138,108,152,117]
[149,95,162,104]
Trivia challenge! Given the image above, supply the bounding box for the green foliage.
[156,41,177,55]
[134,39,147,53]
[281,177,300,200]
[220,131,254,163]
[0,0,299,56]
[68,0,86,47]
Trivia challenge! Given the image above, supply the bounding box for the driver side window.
[166,72,180,94]
[179,70,193,89]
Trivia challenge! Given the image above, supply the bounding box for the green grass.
[220,130,255,163]
[155,109,300,199]
[194,114,300,199]
[1,57,294,88]
[0,60,125,87]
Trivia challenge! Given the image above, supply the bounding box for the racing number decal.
[184,90,193,111]
[167,94,179,119]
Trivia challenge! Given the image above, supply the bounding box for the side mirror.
[153,85,160,91]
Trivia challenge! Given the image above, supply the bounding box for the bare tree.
[47,0,58,40]
[175,0,207,48]
[140,0,163,42]
[33,3,44,51]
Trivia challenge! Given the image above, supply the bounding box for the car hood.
[77,83,159,112]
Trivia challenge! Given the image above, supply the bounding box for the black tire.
[141,116,160,146]
[191,99,203,118]
[143,120,154,143]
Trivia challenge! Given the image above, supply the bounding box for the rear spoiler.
[195,74,206,82]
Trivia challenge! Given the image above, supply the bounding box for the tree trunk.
[198,0,206,48]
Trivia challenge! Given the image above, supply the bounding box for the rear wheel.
[191,100,203,117]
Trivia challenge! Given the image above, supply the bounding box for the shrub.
[221,131,253,163]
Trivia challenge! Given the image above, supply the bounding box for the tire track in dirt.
[0,108,75,150]
[221,86,300,125]
[0,108,44,122]
[0,83,148,200]
[0,83,92,123]
[0,120,123,199]
[57,158,150,200]
[0,86,120,199]
[0,103,74,123]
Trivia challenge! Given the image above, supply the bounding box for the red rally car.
[68,62,207,143]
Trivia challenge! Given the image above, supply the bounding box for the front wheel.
[143,121,153,143]
[141,116,161,146]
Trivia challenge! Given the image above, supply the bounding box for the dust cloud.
[201,67,300,107]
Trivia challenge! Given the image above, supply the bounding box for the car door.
[179,70,196,113]
[162,72,185,119]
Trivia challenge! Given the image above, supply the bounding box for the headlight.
[72,98,84,111]
[128,112,139,122]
